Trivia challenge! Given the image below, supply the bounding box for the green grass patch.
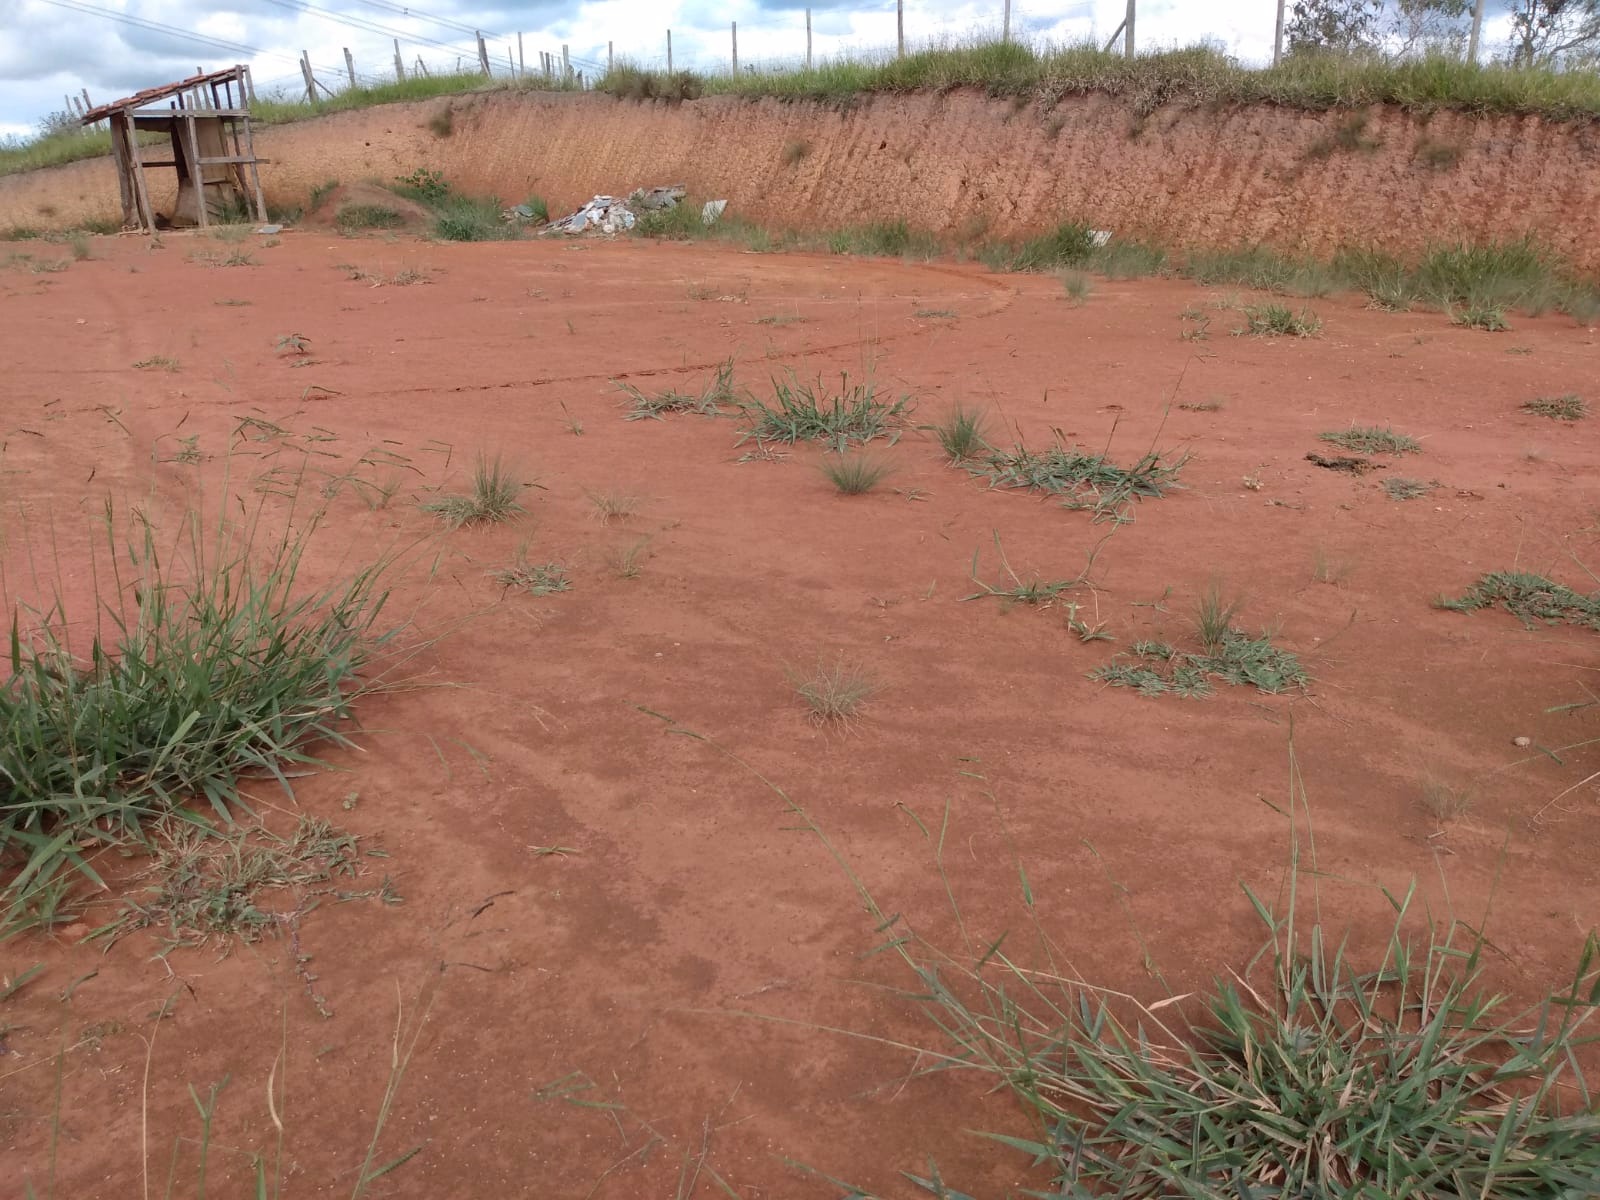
[1092,626,1306,697]
[1523,394,1587,421]
[1319,425,1420,454]
[739,373,913,451]
[1,494,404,932]
[827,220,939,259]
[1453,302,1511,331]
[980,221,1096,273]
[1437,571,1600,630]
[432,195,514,242]
[335,204,405,233]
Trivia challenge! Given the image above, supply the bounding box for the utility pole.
[1468,0,1487,64]
[1124,0,1135,59]
[1273,0,1286,67]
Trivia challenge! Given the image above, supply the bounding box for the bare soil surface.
[7,89,1600,271]
[3,228,1599,1197]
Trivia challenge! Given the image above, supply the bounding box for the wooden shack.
[82,66,267,233]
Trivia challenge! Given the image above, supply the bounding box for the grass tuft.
[1383,476,1433,501]
[420,454,526,528]
[926,404,989,463]
[1238,302,1322,336]
[786,656,876,725]
[970,437,1187,522]
[1061,270,1093,304]
[740,373,913,451]
[488,556,570,595]
[821,453,893,495]
[585,488,642,525]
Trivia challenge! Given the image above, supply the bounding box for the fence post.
[1124,0,1135,59]
[507,46,514,76]
[343,47,356,88]
[1467,0,1486,64]
[477,31,490,75]
[300,52,317,104]
[608,41,614,72]
[667,29,673,73]
[1272,0,1285,66]
[562,44,571,83]
[1003,0,1011,41]
[732,21,738,72]
[806,8,812,68]
[393,39,406,81]
[897,0,904,57]
[518,33,525,77]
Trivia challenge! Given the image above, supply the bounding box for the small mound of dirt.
[302,182,434,234]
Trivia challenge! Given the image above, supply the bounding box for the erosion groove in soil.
[5,87,1600,269]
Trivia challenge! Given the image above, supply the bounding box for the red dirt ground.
[2,228,1599,1197]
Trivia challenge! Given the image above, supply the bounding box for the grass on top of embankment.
[8,40,1600,180]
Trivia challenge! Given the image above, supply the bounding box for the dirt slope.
[4,87,1600,268]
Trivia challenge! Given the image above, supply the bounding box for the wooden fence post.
[562,44,570,82]
[732,21,738,72]
[343,47,356,88]
[300,52,317,104]
[897,0,904,58]
[518,33,525,76]
[806,9,813,68]
[608,41,614,71]
[477,31,490,75]
[667,29,673,73]
[393,40,406,81]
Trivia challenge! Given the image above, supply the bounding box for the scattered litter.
[1513,735,1532,748]
[509,204,537,219]
[537,184,727,238]
[630,184,686,211]
[1090,229,1112,247]
[255,224,283,235]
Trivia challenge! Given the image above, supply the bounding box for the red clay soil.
[2,228,1599,1197]
[6,89,1600,270]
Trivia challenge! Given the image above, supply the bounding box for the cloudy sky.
[0,0,1508,138]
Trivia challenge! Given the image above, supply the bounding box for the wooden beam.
[125,110,156,233]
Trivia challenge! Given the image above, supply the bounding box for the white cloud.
[0,1,1506,132]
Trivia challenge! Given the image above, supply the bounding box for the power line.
[31,0,299,65]
[348,0,506,41]
[255,0,486,58]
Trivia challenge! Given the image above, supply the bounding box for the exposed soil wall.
[6,87,1600,271]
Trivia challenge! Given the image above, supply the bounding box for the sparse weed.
[421,454,527,528]
[1194,580,1244,653]
[1523,393,1587,420]
[586,488,642,525]
[274,332,311,356]
[1419,773,1475,827]
[1437,571,1600,630]
[1093,617,1305,697]
[132,355,179,372]
[787,656,876,725]
[971,437,1187,522]
[618,357,736,421]
[962,533,1097,608]
[1453,302,1510,331]
[1383,476,1433,500]
[488,555,570,595]
[607,537,652,579]
[1319,425,1420,455]
[1061,271,1092,305]
[1177,399,1223,412]
[1179,306,1212,341]
[821,454,893,495]
[1238,303,1321,336]
[926,404,989,462]
[739,373,913,451]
